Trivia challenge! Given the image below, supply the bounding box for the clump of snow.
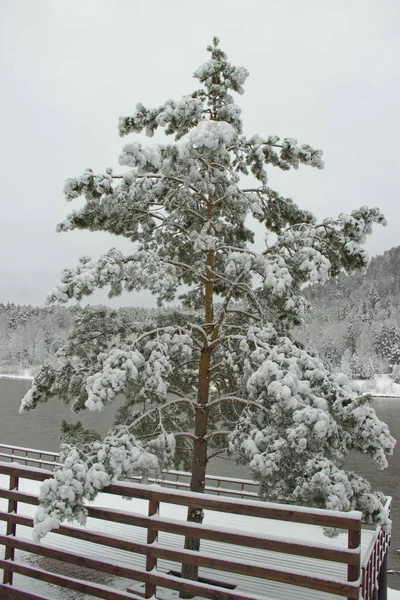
[155,96,204,128]
[85,348,144,411]
[33,429,163,541]
[189,120,237,149]
[119,142,162,170]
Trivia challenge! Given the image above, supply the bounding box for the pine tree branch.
[226,308,261,321]
[168,388,186,398]
[242,188,269,193]
[215,246,257,256]
[111,173,207,201]
[209,272,252,349]
[174,432,197,441]
[208,395,269,415]
[127,208,192,239]
[189,324,209,347]
[207,269,246,292]
[138,430,196,441]
[132,326,186,346]
[186,208,208,223]
[215,333,246,345]
[126,397,196,433]
[209,362,223,375]
[166,261,208,284]
[204,430,230,441]
[207,448,230,460]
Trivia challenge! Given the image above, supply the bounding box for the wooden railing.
[0,444,392,599]
[0,444,60,470]
[0,443,260,500]
[361,497,392,600]
[0,460,364,600]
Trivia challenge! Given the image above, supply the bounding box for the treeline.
[2,246,400,379]
[0,303,157,373]
[0,303,75,372]
[298,246,400,380]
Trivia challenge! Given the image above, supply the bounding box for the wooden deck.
[0,444,392,600]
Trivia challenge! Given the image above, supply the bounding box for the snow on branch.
[46,250,180,304]
[33,427,171,541]
[85,348,144,411]
[227,325,395,523]
[63,168,114,202]
[119,96,204,140]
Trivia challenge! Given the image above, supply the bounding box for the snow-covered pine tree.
[374,323,400,367]
[390,343,400,368]
[392,364,400,384]
[20,38,395,580]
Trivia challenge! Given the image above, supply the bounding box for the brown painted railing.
[0,460,364,600]
[0,444,60,470]
[0,445,392,599]
[0,443,260,499]
[361,497,392,600]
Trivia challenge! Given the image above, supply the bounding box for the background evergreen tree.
[375,323,400,366]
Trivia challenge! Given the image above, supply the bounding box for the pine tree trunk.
[180,213,214,594]
[180,348,210,589]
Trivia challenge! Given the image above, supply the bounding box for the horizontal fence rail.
[0,460,367,600]
[0,443,260,499]
[0,446,392,600]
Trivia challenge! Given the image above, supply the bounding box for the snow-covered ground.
[0,366,34,380]
[0,373,34,380]
[355,374,400,397]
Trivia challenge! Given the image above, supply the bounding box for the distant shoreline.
[1,373,400,397]
[0,374,34,381]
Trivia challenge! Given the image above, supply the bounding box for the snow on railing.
[0,460,363,600]
[0,442,260,500]
[0,444,392,600]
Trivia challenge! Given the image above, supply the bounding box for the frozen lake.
[1,377,399,588]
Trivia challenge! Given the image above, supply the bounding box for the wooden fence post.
[377,552,388,600]
[145,497,159,599]
[347,524,361,600]
[3,474,19,585]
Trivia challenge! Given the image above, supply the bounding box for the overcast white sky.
[0,0,399,307]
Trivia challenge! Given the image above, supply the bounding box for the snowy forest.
[0,303,151,375]
[2,245,400,381]
[0,303,74,374]
[299,245,400,382]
